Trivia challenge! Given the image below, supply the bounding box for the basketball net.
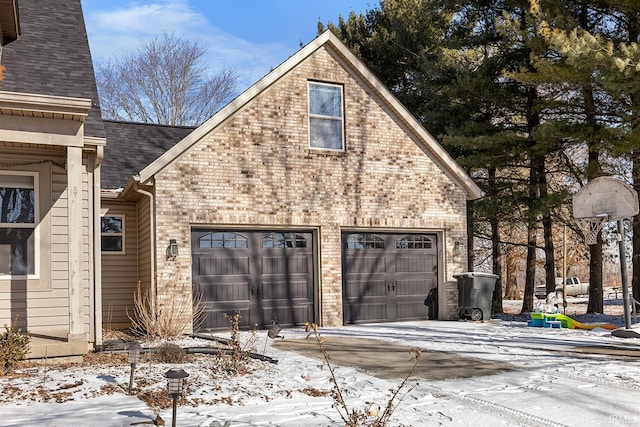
[578,217,606,245]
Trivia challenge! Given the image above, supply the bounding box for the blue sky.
[81,0,374,89]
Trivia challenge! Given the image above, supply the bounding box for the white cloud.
[84,0,292,89]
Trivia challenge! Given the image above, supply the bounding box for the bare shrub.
[305,322,420,427]
[0,317,31,375]
[154,343,188,364]
[128,281,206,340]
[213,312,258,374]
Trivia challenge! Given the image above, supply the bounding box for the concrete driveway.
[272,336,513,381]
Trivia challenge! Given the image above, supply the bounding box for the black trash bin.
[424,287,438,320]
[454,272,499,321]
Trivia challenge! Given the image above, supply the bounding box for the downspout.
[93,146,104,346]
[134,180,156,319]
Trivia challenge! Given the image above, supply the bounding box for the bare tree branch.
[96,33,238,126]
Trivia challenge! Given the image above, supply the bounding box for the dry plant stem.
[377,349,420,425]
[128,281,206,339]
[305,322,353,425]
[305,322,421,427]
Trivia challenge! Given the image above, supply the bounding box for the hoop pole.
[617,219,632,329]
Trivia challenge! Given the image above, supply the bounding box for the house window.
[346,234,384,249]
[101,215,124,253]
[308,82,344,150]
[396,235,433,249]
[0,173,38,276]
[262,232,307,248]
[199,231,248,249]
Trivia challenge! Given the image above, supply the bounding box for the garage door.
[342,232,438,324]
[192,229,316,330]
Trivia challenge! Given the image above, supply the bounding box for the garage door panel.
[199,281,251,302]
[202,307,252,329]
[344,256,386,274]
[344,303,387,323]
[396,279,432,296]
[196,256,250,275]
[396,300,428,320]
[344,279,387,298]
[261,280,311,300]
[261,255,309,274]
[192,229,316,331]
[261,305,314,328]
[342,232,437,325]
[395,256,435,273]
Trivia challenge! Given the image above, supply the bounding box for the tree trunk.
[522,84,541,314]
[489,168,503,314]
[467,199,475,271]
[583,83,604,313]
[503,244,520,300]
[522,225,537,313]
[540,166,556,296]
[491,213,503,314]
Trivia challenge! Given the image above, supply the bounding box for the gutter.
[133,179,156,317]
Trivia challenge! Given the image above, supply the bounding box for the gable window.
[0,173,38,276]
[308,82,344,150]
[199,231,248,249]
[346,234,384,249]
[262,232,307,248]
[101,215,124,253]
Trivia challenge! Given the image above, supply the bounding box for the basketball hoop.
[578,215,607,245]
[573,177,639,245]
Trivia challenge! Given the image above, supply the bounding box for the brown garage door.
[342,232,438,324]
[192,229,316,330]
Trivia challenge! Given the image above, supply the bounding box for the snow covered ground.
[2,298,640,427]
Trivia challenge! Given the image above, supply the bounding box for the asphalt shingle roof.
[0,0,105,139]
[101,121,195,189]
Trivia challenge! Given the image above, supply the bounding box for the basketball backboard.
[573,176,639,220]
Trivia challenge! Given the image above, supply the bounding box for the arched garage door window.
[345,234,384,249]
[198,231,248,249]
[262,232,307,248]
[396,234,433,249]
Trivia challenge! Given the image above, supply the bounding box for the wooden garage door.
[342,232,438,324]
[192,229,316,330]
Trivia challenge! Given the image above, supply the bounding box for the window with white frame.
[0,173,38,277]
[101,215,124,253]
[308,82,344,150]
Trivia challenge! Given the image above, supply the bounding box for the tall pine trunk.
[584,84,604,313]
[488,168,503,314]
[540,165,556,296]
[504,244,520,300]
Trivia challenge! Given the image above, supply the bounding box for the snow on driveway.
[2,315,640,426]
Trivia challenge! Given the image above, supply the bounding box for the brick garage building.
[102,31,483,331]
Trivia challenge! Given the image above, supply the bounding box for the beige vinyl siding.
[81,158,92,337]
[101,200,138,327]
[137,195,152,296]
[0,149,67,334]
[0,147,95,337]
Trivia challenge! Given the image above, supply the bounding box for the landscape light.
[126,342,142,395]
[165,368,189,427]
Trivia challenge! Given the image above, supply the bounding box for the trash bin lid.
[453,271,499,279]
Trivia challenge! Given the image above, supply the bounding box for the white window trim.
[308,81,345,152]
[101,214,125,255]
[0,170,40,280]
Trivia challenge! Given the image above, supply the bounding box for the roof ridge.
[102,119,198,130]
